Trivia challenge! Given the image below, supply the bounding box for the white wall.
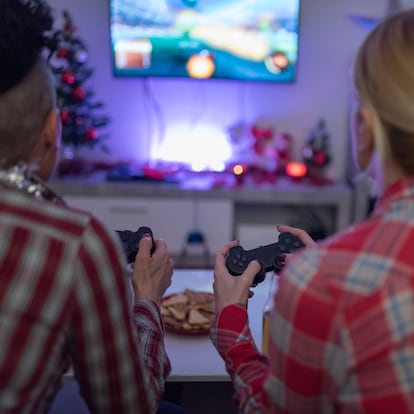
[46,0,414,181]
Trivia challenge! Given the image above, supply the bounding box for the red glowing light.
[286,162,307,178]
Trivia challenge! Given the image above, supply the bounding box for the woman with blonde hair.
[211,9,414,413]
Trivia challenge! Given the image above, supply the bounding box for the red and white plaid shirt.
[211,177,414,413]
[0,186,170,414]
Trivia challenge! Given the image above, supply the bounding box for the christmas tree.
[302,119,331,168]
[49,11,110,153]
[302,119,332,184]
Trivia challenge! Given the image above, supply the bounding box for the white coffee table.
[165,268,272,382]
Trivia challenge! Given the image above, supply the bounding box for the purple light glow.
[151,120,232,172]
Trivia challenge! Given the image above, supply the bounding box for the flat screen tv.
[109,0,301,82]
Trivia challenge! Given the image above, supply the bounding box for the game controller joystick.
[116,226,155,263]
[225,232,304,284]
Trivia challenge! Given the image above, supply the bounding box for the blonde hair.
[354,9,414,174]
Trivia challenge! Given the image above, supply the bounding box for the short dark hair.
[0,0,57,163]
[0,0,54,94]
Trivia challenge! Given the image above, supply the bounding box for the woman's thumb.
[242,260,261,285]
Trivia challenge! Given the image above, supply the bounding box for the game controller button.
[238,262,245,268]
[236,254,242,259]
[279,244,287,252]
[293,241,302,248]
[231,258,239,265]
[241,256,248,262]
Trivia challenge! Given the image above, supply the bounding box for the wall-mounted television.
[109,0,301,83]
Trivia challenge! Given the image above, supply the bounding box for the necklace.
[0,163,65,205]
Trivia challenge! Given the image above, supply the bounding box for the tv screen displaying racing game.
[109,0,301,82]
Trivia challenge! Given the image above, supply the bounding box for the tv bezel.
[108,0,302,84]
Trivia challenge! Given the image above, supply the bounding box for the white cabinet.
[64,195,233,256]
[52,179,360,268]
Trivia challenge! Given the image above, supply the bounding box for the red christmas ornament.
[60,110,69,123]
[57,47,69,58]
[73,87,86,100]
[251,124,273,141]
[62,71,75,85]
[85,127,98,140]
[253,138,267,155]
[314,150,326,166]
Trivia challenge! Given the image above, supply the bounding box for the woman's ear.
[355,106,375,171]
[42,107,61,152]
[34,107,62,180]
[360,107,374,151]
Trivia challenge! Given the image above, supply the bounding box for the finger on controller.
[116,226,156,263]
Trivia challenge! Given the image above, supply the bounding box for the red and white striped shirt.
[211,177,414,413]
[0,186,170,413]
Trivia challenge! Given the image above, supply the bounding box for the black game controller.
[225,232,304,284]
[116,226,155,263]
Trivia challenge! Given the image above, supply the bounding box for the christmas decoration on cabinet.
[302,119,332,184]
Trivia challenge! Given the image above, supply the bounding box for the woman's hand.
[276,225,317,267]
[277,225,317,248]
[213,240,261,314]
[132,234,174,305]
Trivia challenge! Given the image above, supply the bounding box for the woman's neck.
[380,158,406,193]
